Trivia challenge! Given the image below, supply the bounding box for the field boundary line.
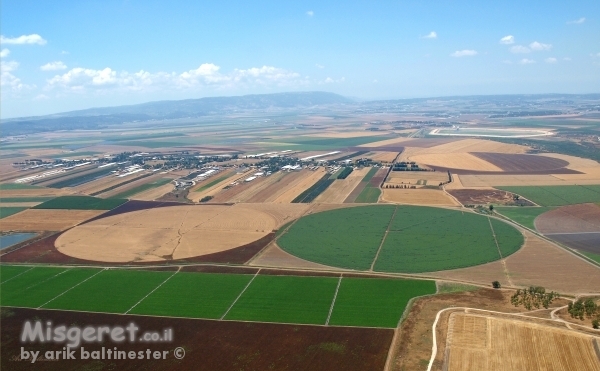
[220,268,261,320]
[325,275,343,325]
[124,267,181,314]
[488,217,514,287]
[0,266,35,284]
[38,268,107,309]
[25,268,70,290]
[370,206,398,271]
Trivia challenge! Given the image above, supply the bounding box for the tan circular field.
[55,205,277,263]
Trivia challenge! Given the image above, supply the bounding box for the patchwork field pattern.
[446,313,600,371]
[0,209,105,231]
[497,185,600,206]
[33,195,127,210]
[278,205,523,273]
[0,266,434,328]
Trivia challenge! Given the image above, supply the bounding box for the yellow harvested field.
[385,171,449,186]
[358,137,412,147]
[369,151,399,163]
[0,188,72,198]
[446,313,600,371]
[131,182,174,201]
[235,203,310,228]
[249,244,337,270]
[417,138,529,154]
[188,170,251,202]
[314,167,370,203]
[381,188,460,206]
[227,174,282,203]
[409,153,503,172]
[457,174,597,187]
[55,204,278,262]
[0,202,40,208]
[0,209,104,231]
[270,168,327,203]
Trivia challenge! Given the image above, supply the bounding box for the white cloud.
[320,77,345,84]
[40,61,67,71]
[0,34,47,45]
[529,41,552,51]
[46,63,307,92]
[499,35,514,44]
[519,58,535,65]
[315,63,324,69]
[545,57,557,63]
[422,31,437,39]
[450,49,477,57]
[567,17,585,24]
[306,10,314,17]
[1,60,34,93]
[0,48,9,58]
[510,45,530,53]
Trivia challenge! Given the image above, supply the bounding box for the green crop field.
[279,205,524,273]
[495,207,554,230]
[581,251,600,264]
[109,178,172,199]
[0,207,27,219]
[497,185,600,206]
[328,278,436,327]
[361,167,380,183]
[0,266,435,328]
[33,196,127,210]
[224,275,339,324]
[278,205,395,270]
[130,272,253,319]
[44,269,174,313]
[0,183,42,190]
[355,187,381,203]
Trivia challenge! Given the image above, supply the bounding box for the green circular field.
[278,205,524,273]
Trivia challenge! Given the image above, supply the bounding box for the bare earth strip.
[358,137,413,148]
[457,174,586,187]
[270,168,327,203]
[314,167,370,203]
[446,313,600,371]
[0,209,104,232]
[381,188,460,206]
[410,153,503,172]
[0,188,73,198]
[55,204,278,262]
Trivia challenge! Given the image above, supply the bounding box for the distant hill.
[0,92,352,136]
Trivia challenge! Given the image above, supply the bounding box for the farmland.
[0,207,26,219]
[278,205,523,272]
[0,209,105,231]
[0,265,435,327]
[33,195,127,210]
[495,207,555,230]
[381,188,459,206]
[497,185,600,206]
[346,167,384,203]
[108,177,172,199]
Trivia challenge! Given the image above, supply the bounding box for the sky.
[1,0,599,119]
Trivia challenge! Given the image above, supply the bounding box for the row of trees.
[510,286,559,310]
[568,299,600,329]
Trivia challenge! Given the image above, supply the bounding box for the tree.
[593,319,599,329]
[489,204,494,212]
[492,281,501,289]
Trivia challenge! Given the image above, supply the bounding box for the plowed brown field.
[446,313,600,371]
[472,153,570,172]
[0,209,104,231]
[55,204,278,262]
[535,203,600,234]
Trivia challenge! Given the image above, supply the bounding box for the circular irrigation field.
[278,205,524,273]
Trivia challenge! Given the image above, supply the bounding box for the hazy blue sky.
[1,0,599,118]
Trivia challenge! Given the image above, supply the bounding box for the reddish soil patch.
[535,203,600,234]
[369,168,388,187]
[1,308,393,371]
[471,153,571,172]
[343,181,367,203]
[447,189,534,206]
[1,231,275,266]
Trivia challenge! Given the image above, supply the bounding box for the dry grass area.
[430,228,600,294]
[305,131,390,138]
[209,177,268,203]
[410,153,503,172]
[314,167,370,203]
[72,173,149,195]
[270,168,327,203]
[358,137,413,147]
[132,182,175,201]
[381,188,460,206]
[369,151,399,163]
[385,171,449,187]
[0,187,72,198]
[535,203,600,234]
[409,138,529,155]
[446,313,600,371]
[235,203,310,228]
[0,209,104,231]
[55,204,278,262]
[0,202,40,208]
